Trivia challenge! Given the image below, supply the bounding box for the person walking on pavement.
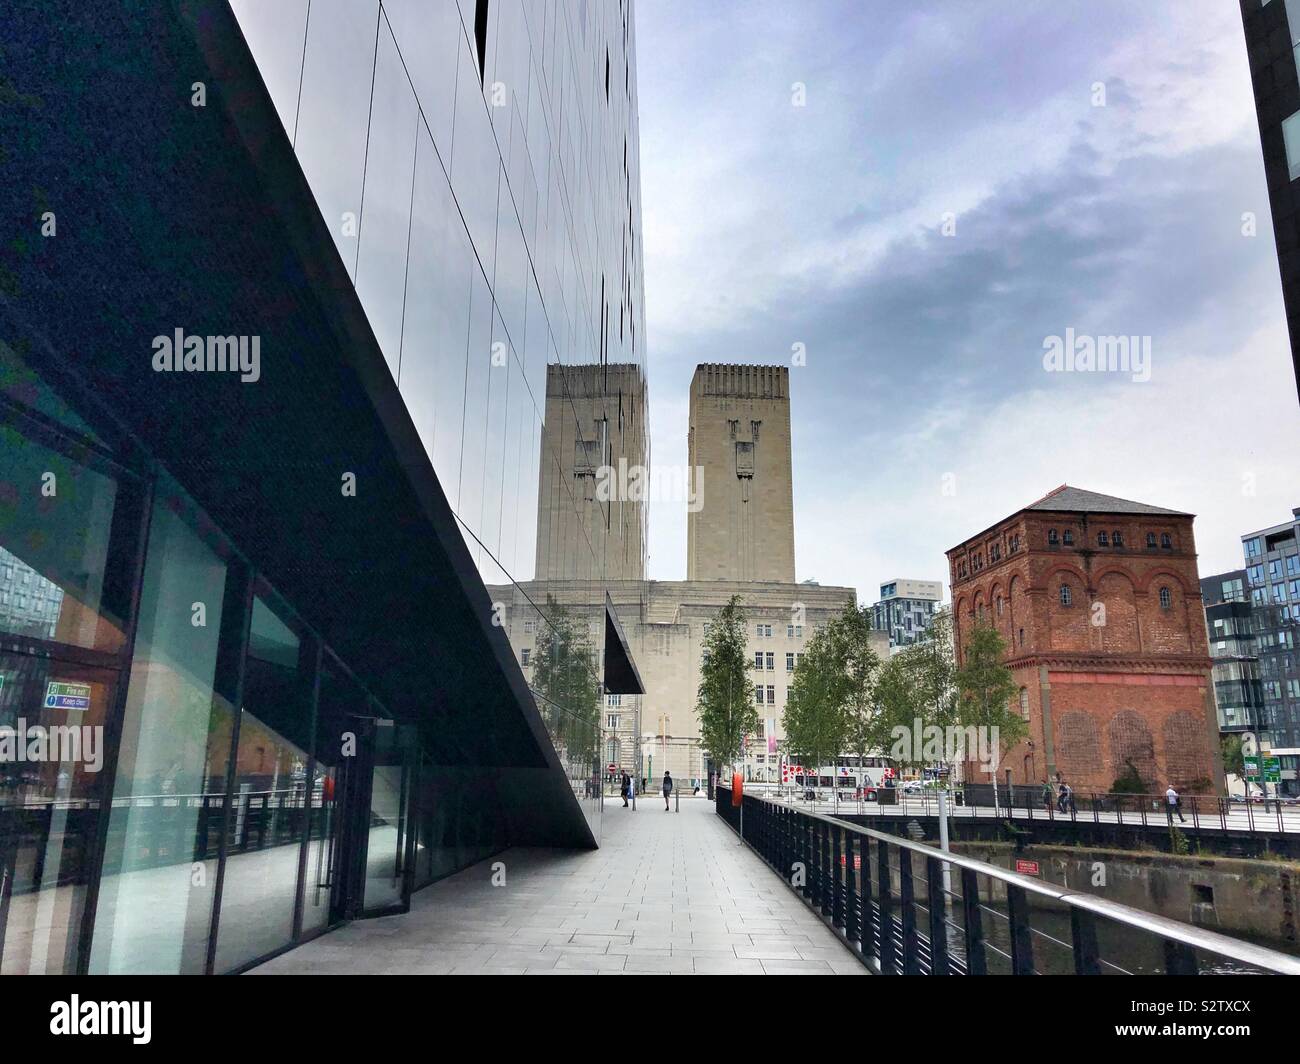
[1041,779,1054,813]
[662,770,673,811]
[621,771,631,808]
[1166,784,1185,823]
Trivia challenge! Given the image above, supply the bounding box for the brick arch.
[1162,710,1211,792]
[1054,711,1103,786]
[1037,561,1089,591]
[988,580,1011,640]
[1089,564,1139,590]
[1107,710,1157,790]
[1136,567,1196,595]
[1094,570,1139,653]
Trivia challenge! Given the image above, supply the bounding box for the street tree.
[697,596,758,777]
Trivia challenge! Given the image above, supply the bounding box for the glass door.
[0,650,118,974]
[329,716,415,921]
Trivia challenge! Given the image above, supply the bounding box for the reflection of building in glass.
[490,362,872,787]
[871,578,943,652]
[1,0,647,974]
[0,546,64,641]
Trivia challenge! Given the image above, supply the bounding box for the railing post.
[859,836,875,963]
[926,855,949,975]
[1163,938,1198,975]
[821,819,833,918]
[831,824,844,929]
[801,815,814,900]
[898,849,919,974]
[876,838,895,974]
[1070,906,1101,975]
[846,834,860,943]
[1006,884,1035,975]
[959,866,987,975]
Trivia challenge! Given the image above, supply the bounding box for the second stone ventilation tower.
[687,364,796,583]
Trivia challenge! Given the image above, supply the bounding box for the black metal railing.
[742,782,1300,836]
[717,786,1300,975]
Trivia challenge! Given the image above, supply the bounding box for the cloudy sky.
[634,0,1300,600]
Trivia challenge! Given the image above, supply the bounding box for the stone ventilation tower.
[686,364,795,583]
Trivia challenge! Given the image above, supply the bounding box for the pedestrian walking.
[1166,784,1185,823]
[662,770,673,811]
[621,771,631,808]
[1056,780,1068,814]
[1041,778,1053,813]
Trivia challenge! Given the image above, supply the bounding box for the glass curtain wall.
[230,0,652,841]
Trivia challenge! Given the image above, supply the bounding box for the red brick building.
[946,486,1223,796]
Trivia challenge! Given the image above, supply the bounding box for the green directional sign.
[1244,756,1261,780]
[1263,756,1282,783]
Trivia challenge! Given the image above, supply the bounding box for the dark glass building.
[1200,570,1267,737]
[1242,0,1300,403]
[0,0,647,973]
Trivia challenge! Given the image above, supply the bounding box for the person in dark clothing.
[662,770,673,811]
[621,772,631,807]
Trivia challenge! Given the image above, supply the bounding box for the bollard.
[675,789,679,813]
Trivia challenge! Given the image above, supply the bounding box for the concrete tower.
[535,362,648,583]
[687,364,795,583]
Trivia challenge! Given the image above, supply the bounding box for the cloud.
[637,0,1300,595]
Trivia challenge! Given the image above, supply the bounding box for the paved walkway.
[250,795,863,975]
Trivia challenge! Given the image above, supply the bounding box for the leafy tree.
[1220,735,1245,779]
[954,620,1027,775]
[782,623,850,781]
[697,596,758,774]
[531,596,600,762]
[834,604,883,770]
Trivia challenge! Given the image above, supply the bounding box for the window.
[1097,532,1108,547]
[1159,586,1172,610]
[996,596,1003,616]
[607,713,619,729]
[1059,585,1072,606]
[1019,628,1025,647]
[1112,530,1123,547]
[1146,532,1157,549]
[523,619,535,634]
[1019,687,1029,720]
[766,685,776,705]
[1160,533,1172,550]
[1062,530,1074,546]
[1245,537,1262,558]
[1048,529,1059,546]
[765,651,775,670]
[786,652,795,672]
[756,623,772,638]
[755,686,764,706]
[754,650,764,669]
[521,648,530,666]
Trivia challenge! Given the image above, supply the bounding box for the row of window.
[1057,584,1175,609]
[753,651,806,671]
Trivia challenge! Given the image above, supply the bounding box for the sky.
[633,0,1300,601]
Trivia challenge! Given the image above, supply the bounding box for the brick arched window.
[1059,584,1072,606]
[1159,586,1172,610]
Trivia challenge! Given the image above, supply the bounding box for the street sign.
[839,854,862,869]
[1244,757,1261,780]
[44,680,91,711]
[1263,756,1282,783]
[1015,859,1040,876]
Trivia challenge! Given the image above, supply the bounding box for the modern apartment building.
[1199,570,1268,736]
[871,578,944,651]
[1241,509,1300,749]
[0,0,647,974]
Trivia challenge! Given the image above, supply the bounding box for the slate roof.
[1023,485,1191,517]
